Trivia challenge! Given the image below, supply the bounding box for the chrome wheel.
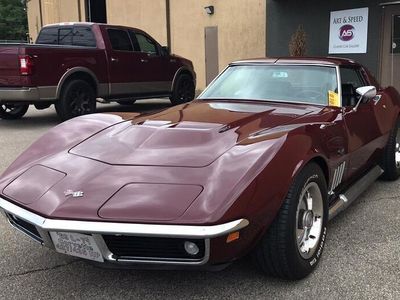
[395,129,400,168]
[295,182,324,259]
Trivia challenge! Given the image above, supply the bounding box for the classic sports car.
[0,57,399,280]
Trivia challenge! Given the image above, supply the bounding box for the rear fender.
[56,67,105,99]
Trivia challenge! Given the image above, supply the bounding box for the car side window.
[135,33,159,55]
[36,27,58,44]
[73,27,96,47]
[340,68,365,89]
[340,67,366,107]
[107,29,133,51]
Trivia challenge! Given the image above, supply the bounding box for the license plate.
[50,232,104,263]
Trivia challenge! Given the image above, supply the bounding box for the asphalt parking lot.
[0,100,399,299]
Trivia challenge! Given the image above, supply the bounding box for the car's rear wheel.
[55,79,96,121]
[0,104,29,120]
[170,74,195,105]
[381,118,400,180]
[253,163,328,280]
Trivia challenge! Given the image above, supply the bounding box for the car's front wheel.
[253,163,328,280]
[381,118,400,180]
[0,104,29,120]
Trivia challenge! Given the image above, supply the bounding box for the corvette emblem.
[64,190,84,198]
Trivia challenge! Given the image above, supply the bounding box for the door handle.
[337,148,345,156]
[111,57,119,62]
[141,59,149,63]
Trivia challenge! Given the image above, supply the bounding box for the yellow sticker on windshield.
[328,90,340,107]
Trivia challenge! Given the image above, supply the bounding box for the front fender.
[232,124,332,236]
[0,113,128,187]
[206,125,332,263]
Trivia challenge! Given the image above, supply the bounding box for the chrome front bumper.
[0,197,249,266]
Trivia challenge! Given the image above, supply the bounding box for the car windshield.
[199,65,339,106]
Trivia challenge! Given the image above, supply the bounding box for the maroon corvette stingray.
[1,57,400,280]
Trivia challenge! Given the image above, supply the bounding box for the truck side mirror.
[162,46,170,56]
[353,86,377,112]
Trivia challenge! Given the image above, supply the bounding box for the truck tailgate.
[0,45,23,87]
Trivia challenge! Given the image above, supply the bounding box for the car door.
[130,31,176,94]
[106,28,143,97]
[341,67,384,178]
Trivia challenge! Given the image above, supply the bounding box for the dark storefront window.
[86,0,107,23]
[392,16,400,53]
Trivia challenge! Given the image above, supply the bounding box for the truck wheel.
[381,118,400,180]
[0,104,29,120]
[253,163,328,280]
[170,74,195,105]
[117,99,136,105]
[55,79,96,121]
[34,102,52,110]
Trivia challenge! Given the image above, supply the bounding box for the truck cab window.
[135,33,158,55]
[58,28,73,45]
[107,29,133,51]
[73,27,96,47]
[36,27,58,44]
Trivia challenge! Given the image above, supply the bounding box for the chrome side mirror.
[353,86,377,112]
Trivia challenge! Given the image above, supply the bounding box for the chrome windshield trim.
[0,197,249,238]
[199,98,329,107]
[198,64,339,107]
[380,1,400,6]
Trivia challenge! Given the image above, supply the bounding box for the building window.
[86,0,107,23]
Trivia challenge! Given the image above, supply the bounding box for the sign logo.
[64,190,84,198]
[339,24,355,41]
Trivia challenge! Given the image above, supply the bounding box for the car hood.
[69,100,319,167]
[0,100,330,223]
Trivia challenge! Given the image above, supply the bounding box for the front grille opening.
[103,235,206,261]
[6,213,43,243]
